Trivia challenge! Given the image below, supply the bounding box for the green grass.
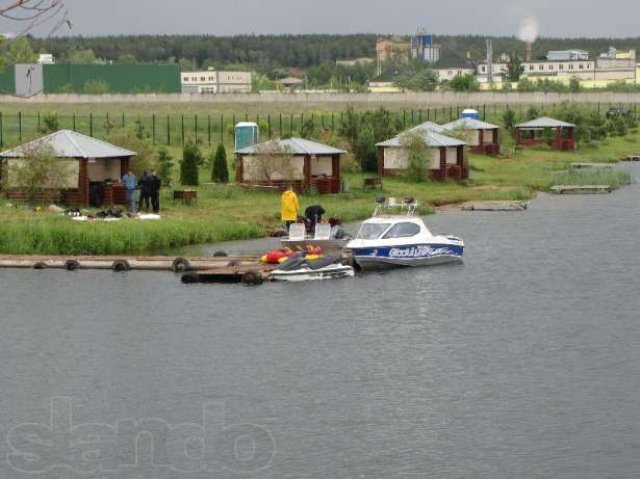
[550,168,632,189]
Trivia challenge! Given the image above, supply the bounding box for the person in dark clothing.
[304,204,325,235]
[138,171,151,212]
[149,170,162,213]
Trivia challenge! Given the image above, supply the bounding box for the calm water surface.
[1,164,639,478]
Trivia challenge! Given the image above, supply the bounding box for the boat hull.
[270,264,355,281]
[352,243,463,270]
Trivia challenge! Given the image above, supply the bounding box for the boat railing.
[373,195,418,216]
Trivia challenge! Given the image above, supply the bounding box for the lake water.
[1,163,639,478]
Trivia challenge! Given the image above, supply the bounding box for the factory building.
[181,70,252,94]
[476,48,637,86]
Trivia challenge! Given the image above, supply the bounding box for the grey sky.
[4,0,640,38]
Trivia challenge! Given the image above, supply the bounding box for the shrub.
[180,141,201,186]
[39,112,59,133]
[211,143,229,183]
[156,147,174,187]
[400,130,430,182]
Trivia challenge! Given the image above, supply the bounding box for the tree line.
[3,33,640,92]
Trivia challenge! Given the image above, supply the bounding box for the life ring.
[241,270,263,285]
[112,259,131,272]
[64,259,80,271]
[172,257,191,272]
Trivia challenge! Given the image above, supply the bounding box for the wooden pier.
[0,253,281,285]
[461,202,528,212]
[550,185,612,194]
[0,254,257,272]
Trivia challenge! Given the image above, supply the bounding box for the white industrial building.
[181,70,252,94]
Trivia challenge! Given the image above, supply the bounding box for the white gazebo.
[235,137,345,193]
[0,130,135,206]
[377,129,467,181]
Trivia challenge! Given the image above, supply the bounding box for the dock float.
[550,185,612,194]
[461,202,528,212]
[570,162,614,169]
[0,254,259,272]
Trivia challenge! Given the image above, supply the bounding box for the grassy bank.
[0,147,633,255]
[0,104,637,255]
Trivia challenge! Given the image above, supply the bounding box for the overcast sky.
[3,0,640,38]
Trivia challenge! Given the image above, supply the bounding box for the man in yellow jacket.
[280,184,299,231]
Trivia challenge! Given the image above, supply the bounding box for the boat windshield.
[356,222,391,240]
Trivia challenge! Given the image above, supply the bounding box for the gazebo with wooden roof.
[235,137,345,193]
[515,117,576,151]
[0,130,135,206]
[376,128,467,181]
[443,117,500,154]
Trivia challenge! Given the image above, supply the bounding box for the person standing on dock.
[280,184,299,231]
[149,170,162,213]
[122,169,137,213]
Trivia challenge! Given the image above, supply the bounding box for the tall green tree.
[448,73,478,92]
[211,144,229,183]
[3,38,38,64]
[505,53,525,82]
[180,141,201,186]
[157,147,174,187]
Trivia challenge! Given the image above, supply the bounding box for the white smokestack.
[518,16,539,43]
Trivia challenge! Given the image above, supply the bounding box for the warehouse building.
[181,70,252,94]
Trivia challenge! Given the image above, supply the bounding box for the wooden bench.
[173,190,197,205]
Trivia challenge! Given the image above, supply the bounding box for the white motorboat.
[345,196,464,270]
[269,252,355,282]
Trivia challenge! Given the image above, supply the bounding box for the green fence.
[0,103,634,149]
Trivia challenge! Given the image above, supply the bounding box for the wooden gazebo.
[376,129,467,181]
[515,117,576,151]
[443,117,500,154]
[0,130,135,206]
[235,137,345,194]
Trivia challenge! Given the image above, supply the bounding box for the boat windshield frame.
[355,222,392,240]
[373,197,418,216]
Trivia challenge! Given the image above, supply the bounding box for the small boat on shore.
[280,222,350,253]
[345,196,464,270]
[268,252,354,281]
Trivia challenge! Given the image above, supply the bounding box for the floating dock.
[549,185,612,194]
[0,254,292,285]
[570,162,614,169]
[461,202,528,212]
[0,254,259,273]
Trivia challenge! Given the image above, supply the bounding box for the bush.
[211,144,229,183]
[180,142,201,186]
[39,112,59,133]
[400,131,430,182]
[338,107,402,172]
[156,147,174,187]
